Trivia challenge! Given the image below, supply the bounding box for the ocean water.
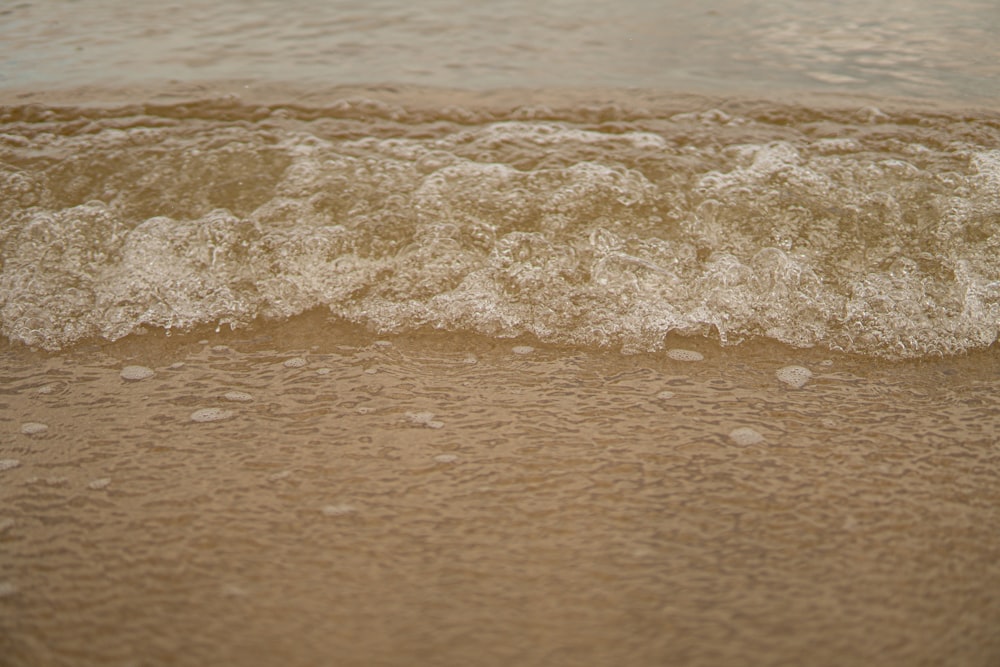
[2,2,1000,666]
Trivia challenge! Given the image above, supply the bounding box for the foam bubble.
[512,345,535,355]
[321,504,356,517]
[223,391,254,402]
[656,390,675,400]
[88,478,111,490]
[315,368,331,375]
[189,408,235,423]
[120,365,155,381]
[406,411,444,428]
[356,406,375,414]
[667,349,703,362]
[0,459,21,472]
[434,454,459,463]
[776,365,812,388]
[283,357,307,368]
[729,427,765,445]
[20,422,47,435]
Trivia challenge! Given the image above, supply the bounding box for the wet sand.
[2,312,998,666]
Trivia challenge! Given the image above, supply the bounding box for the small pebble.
[223,391,254,402]
[0,459,20,472]
[189,408,234,423]
[88,478,112,490]
[283,357,307,368]
[776,365,812,388]
[120,365,155,381]
[729,427,765,445]
[20,423,47,435]
[667,349,703,362]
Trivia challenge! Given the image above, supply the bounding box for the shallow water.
[2,315,999,666]
[2,1,1000,665]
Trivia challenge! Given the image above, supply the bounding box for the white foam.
[729,427,765,445]
[776,365,812,388]
[88,478,112,490]
[512,345,535,355]
[223,391,254,402]
[406,411,444,428]
[20,422,47,435]
[321,504,356,517]
[120,365,155,381]
[667,349,703,362]
[189,408,235,423]
[283,357,307,368]
[0,459,21,472]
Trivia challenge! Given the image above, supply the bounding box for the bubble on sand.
[283,357,307,368]
[120,365,155,381]
[88,478,111,490]
[434,454,459,463]
[189,408,235,423]
[776,365,812,388]
[223,391,254,402]
[356,406,376,415]
[20,422,47,435]
[0,582,17,598]
[656,390,675,400]
[512,345,535,355]
[406,411,444,428]
[321,504,356,517]
[667,349,703,362]
[729,427,765,445]
[0,459,21,472]
[315,368,331,375]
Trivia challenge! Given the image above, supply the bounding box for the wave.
[2,88,999,357]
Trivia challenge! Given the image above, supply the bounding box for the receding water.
[2,1,1000,666]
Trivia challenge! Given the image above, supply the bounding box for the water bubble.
[656,390,675,400]
[20,423,47,435]
[315,368,332,375]
[321,504,356,517]
[434,454,459,463]
[0,459,21,472]
[88,478,111,490]
[406,411,444,428]
[189,408,235,423]
[776,365,812,388]
[729,427,765,445]
[283,357,307,368]
[512,345,535,355]
[120,365,155,381]
[356,406,375,414]
[223,391,254,402]
[667,349,704,362]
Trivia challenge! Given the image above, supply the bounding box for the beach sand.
[2,312,998,666]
